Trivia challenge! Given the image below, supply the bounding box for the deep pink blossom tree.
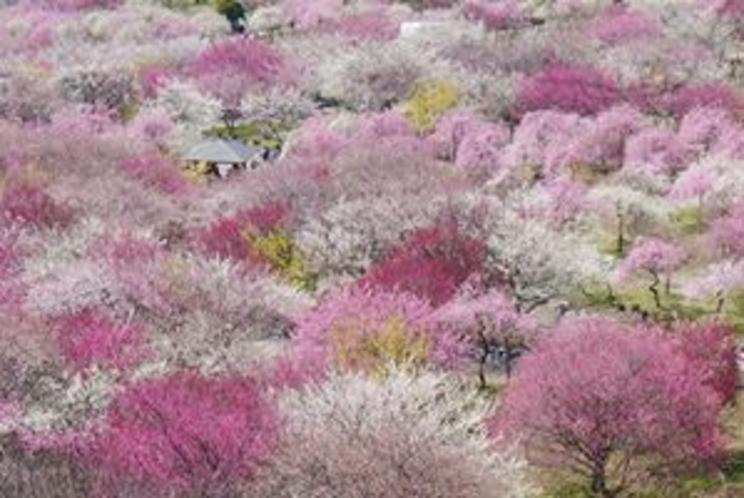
[199,201,290,263]
[361,222,487,306]
[514,65,622,117]
[94,371,279,495]
[492,317,724,496]
[0,184,74,230]
[54,309,148,373]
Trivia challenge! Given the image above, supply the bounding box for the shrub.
[405,80,460,134]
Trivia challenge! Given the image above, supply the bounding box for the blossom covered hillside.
[0,0,743,496]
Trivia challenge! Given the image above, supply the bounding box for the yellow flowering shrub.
[404,80,459,134]
[329,317,432,378]
[249,229,317,291]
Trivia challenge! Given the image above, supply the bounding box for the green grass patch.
[673,206,705,235]
[572,284,711,323]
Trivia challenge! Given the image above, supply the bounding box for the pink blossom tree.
[54,309,148,374]
[673,322,740,407]
[492,317,724,496]
[463,0,523,31]
[94,370,279,496]
[617,238,686,309]
[713,202,744,259]
[190,38,294,105]
[514,65,622,117]
[588,5,661,46]
[433,287,538,384]
[360,222,487,306]
[0,184,75,231]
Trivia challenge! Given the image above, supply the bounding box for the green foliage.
[205,121,292,152]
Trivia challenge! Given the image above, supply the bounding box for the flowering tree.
[493,317,724,496]
[616,238,686,309]
[477,196,611,311]
[433,287,538,384]
[361,222,487,306]
[0,184,75,231]
[292,287,464,377]
[673,321,740,407]
[514,65,622,117]
[589,185,674,256]
[54,309,148,373]
[253,369,529,498]
[713,201,744,259]
[190,38,294,105]
[94,370,279,495]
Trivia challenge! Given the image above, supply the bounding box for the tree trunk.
[589,457,612,498]
[616,211,625,255]
[476,327,489,389]
[649,271,663,310]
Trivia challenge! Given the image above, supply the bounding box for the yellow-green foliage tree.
[249,230,318,292]
[404,80,459,134]
[328,317,432,378]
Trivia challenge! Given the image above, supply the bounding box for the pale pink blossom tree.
[616,238,686,309]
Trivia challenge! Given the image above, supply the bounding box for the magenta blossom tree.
[360,222,487,306]
[55,309,149,373]
[94,370,279,496]
[492,317,724,496]
[514,65,621,117]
